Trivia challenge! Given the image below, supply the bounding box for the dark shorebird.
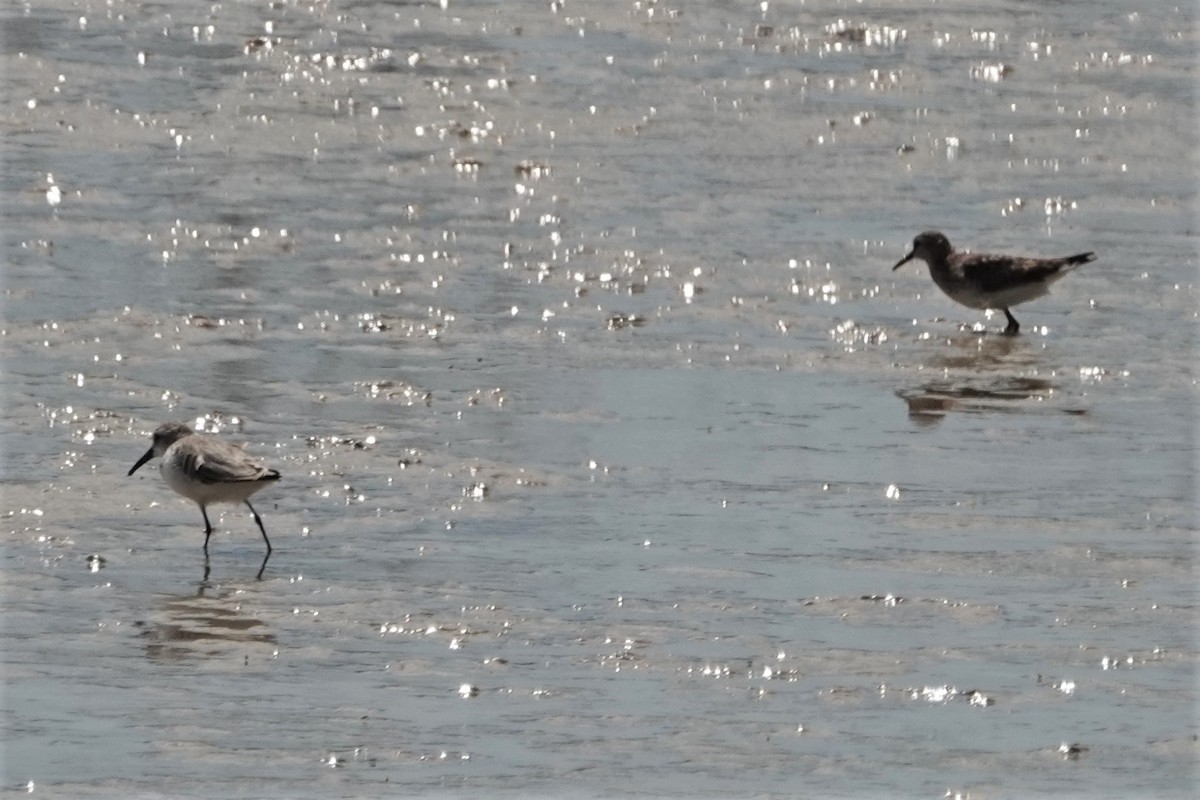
[892,231,1095,334]
[129,422,280,577]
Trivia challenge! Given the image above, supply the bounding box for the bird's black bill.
[128,448,154,476]
[893,252,914,271]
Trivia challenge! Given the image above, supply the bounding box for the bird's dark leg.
[1002,308,1020,335]
[248,501,273,580]
[200,505,214,554]
[246,500,273,553]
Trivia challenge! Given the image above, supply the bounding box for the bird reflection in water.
[896,334,1087,425]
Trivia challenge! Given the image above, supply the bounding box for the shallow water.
[2,0,1197,797]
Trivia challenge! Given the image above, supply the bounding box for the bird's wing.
[177,440,269,484]
[959,254,1063,293]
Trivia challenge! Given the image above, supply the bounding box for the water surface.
[3,0,1196,797]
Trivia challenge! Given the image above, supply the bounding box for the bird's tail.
[1066,252,1096,266]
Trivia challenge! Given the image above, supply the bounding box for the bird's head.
[893,230,953,270]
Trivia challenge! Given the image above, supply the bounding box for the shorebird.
[892,231,1095,334]
[129,422,280,573]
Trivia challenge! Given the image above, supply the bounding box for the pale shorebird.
[893,231,1095,334]
[129,422,280,576]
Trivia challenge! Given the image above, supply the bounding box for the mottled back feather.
[176,439,280,485]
